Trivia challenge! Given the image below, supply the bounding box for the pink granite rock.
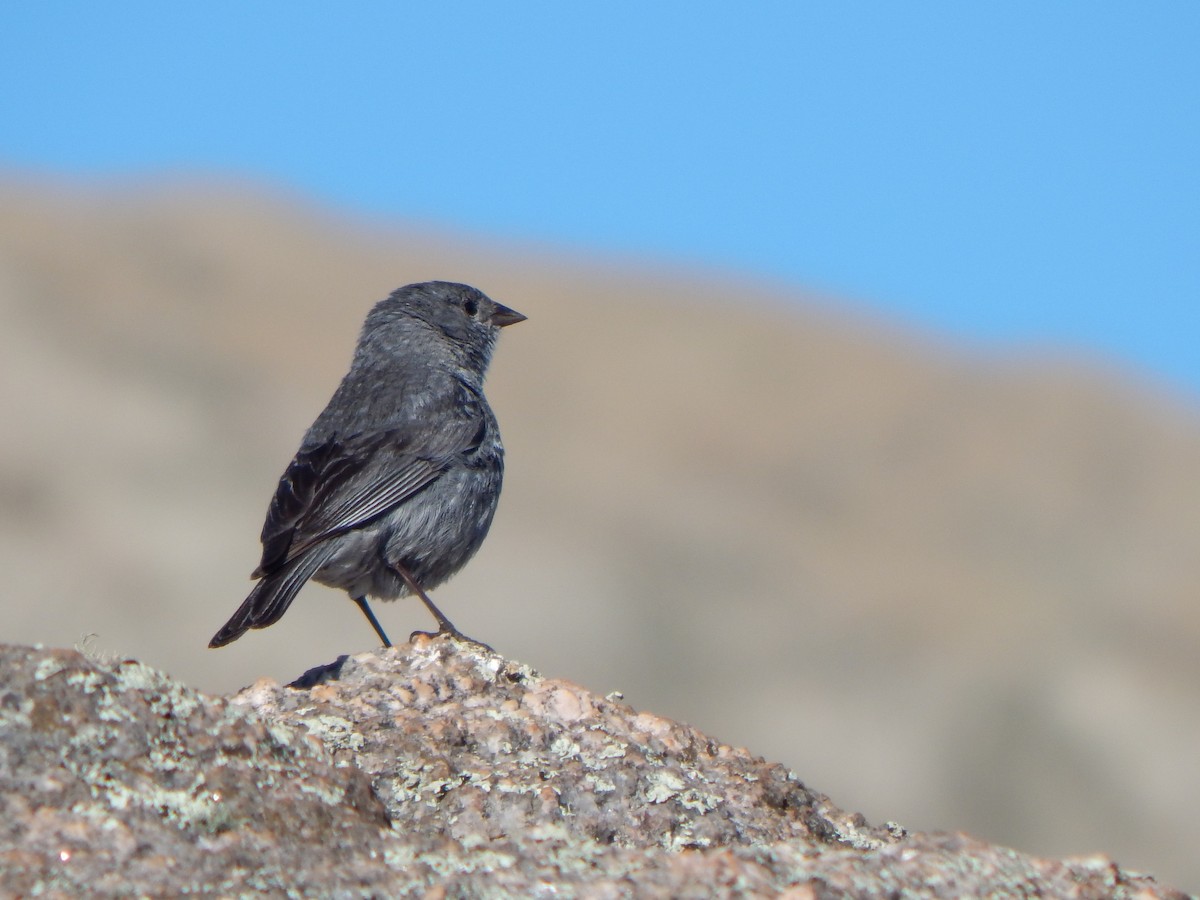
[0,639,1186,897]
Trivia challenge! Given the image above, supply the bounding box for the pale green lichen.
[65,670,105,693]
[266,719,302,749]
[591,739,628,760]
[643,770,686,803]
[550,735,581,758]
[380,841,422,870]
[667,828,713,852]
[112,662,203,720]
[96,694,138,724]
[295,778,347,806]
[0,694,33,728]
[300,714,364,752]
[66,723,116,755]
[584,774,617,794]
[33,656,69,682]
[678,788,721,813]
[493,779,540,796]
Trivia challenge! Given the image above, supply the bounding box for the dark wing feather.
[255,435,359,575]
[253,395,487,577]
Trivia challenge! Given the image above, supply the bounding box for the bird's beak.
[490,303,527,328]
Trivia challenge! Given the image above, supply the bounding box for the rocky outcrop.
[4,180,1200,892]
[0,639,1186,897]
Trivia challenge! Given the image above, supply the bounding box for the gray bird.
[209,281,525,649]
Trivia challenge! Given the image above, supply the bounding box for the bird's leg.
[388,561,494,652]
[352,595,393,648]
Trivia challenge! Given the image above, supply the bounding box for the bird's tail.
[209,546,335,648]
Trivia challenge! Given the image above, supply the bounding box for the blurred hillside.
[1,174,1197,892]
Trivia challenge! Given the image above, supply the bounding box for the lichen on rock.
[0,640,1187,898]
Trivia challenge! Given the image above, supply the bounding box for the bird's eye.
[463,298,479,317]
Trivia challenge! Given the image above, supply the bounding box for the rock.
[0,640,1186,897]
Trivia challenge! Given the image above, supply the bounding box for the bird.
[209,281,525,649]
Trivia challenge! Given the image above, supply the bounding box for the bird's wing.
[254,402,487,576]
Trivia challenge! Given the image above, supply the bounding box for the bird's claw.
[409,627,495,654]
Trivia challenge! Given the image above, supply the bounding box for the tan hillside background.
[2,174,1198,892]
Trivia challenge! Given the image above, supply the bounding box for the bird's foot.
[409,626,495,654]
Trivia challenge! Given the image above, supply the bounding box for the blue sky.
[4,4,1198,397]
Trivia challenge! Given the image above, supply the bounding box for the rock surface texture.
[0,639,1187,898]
